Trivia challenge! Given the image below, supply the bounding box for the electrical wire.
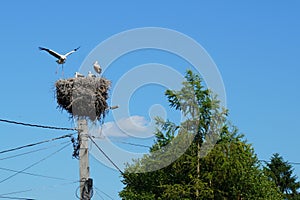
[94,192,105,200]
[77,186,114,200]
[0,180,79,197]
[81,179,94,200]
[0,190,32,197]
[289,162,300,165]
[0,141,70,161]
[0,118,77,131]
[94,187,115,200]
[0,195,36,200]
[111,140,151,148]
[260,160,300,165]
[91,136,151,148]
[0,133,74,155]
[89,136,124,174]
[75,183,94,200]
[0,143,70,184]
[0,167,74,181]
[75,185,82,199]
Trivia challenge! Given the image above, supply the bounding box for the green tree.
[199,129,282,199]
[119,70,282,200]
[264,153,300,199]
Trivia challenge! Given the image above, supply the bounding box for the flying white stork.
[93,61,102,75]
[39,46,80,74]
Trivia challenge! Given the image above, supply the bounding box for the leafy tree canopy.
[120,70,282,200]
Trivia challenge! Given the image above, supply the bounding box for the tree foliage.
[264,153,300,199]
[119,70,282,199]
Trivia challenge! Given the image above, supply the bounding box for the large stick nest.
[55,77,111,122]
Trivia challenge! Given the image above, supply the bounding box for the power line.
[290,162,300,165]
[111,140,151,148]
[0,166,74,181]
[94,193,105,200]
[0,118,77,131]
[94,187,115,200]
[0,133,74,154]
[89,136,124,174]
[0,133,74,155]
[0,195,36,200]
[0,143,70,184]
[0,141,70,161]
[0,180,79,197]
[92,136,151,148]
[0,189,32,196]
[260,160,300,165]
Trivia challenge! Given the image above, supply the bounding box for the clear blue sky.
[0,1,300,199]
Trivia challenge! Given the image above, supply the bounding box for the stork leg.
[61,64,64,77]
[55,64,60,74]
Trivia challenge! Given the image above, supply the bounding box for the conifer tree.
[265,153,300,199]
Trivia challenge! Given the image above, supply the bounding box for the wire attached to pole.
[89,136,124,175]
[0,118,77,131]
[0,133,74,155]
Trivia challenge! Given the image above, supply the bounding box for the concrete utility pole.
[78,118,92,200]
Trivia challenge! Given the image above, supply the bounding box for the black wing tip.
[75,46,80,51]
[38,47,47,51]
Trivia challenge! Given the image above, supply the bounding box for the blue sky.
[0,1,300,199]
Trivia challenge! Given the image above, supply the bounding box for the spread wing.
[39,47,62,59]
[64,46,80,57]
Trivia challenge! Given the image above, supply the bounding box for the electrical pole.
[78,118,92,200]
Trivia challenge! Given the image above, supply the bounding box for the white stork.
[93,61,102,75]
[39,46,80,74]
[75,72,84,78]
[87,71,96,78]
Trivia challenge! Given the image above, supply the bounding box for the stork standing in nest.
[39,46,80,75]
[93,61,102,76]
